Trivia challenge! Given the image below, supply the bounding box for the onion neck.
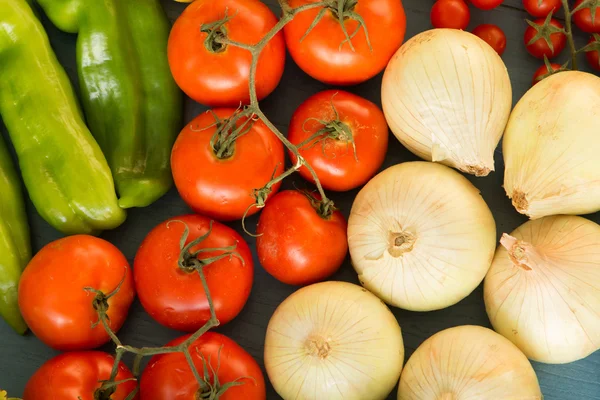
[500,233,537,271]
[511,190,530,215]
[389,231,416,257]
[306,336,331,359]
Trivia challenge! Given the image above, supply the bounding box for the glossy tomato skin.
[524,18,566,59]
[472,24,507,55]
[171,109,284,221]
[134,214,254,331]
[283,0,406,85]
[288,90,388,192]
[168,0,285,106]
[585,36,600,70]
[23,351,137,400]
[256,190,348,286]
[574,0,600,33]
[431,0,470,30]
[18,235,135,351]
[140,332,266,400]
[532,62,562,85]
[470,0,503,10]
[523,0,561,17]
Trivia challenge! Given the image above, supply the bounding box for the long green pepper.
[0,0,126,235]
[37,0,183,208]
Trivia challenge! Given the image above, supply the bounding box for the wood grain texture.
[0,0,599,399]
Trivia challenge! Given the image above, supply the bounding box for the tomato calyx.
[574,0,600,25]
[200,10,236,54]
[194,346,254,400]
[582,33,600,58]
[299,189,337,219]
[533,55,568,85]
[526,12,565,53]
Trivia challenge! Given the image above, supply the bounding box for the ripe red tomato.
[256,190,348,286]
[134,214,254,331]
[470,0,503,10]
[431,0,470,30]
[23,351,137,400]
[532,62,563,85]
[585,35,600,70]
[18,236,135,351]
[524,17,566,59]
[283,0,406,85]
[288,90,388,192]
[472,24,507,55]
[140,332,266,400]
[171,109,284,221]
[574,0,600,33]
[523,0,561,17]
[168,0,285,106]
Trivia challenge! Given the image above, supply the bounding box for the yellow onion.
[484,215,600,364]
[381,29,512,177]
[398,325,542,399]
[264,281,404,400]
[348,161,496,311]
[503,70,600,219]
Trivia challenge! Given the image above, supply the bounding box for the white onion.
[264,281,404,400]
[398,325,542,399]
[503,70,600,219]
[381,29,512,177]
[348,161,496,311]
[484,215,600,364]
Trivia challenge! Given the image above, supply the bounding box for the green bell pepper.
[0,135,30,335]
[36,0,183,209]
[0,0,126,235]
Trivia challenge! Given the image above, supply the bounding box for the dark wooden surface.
[1,0,599,398]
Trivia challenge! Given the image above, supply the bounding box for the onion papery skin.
[503,71,600,219]
[348,161,496,312]
[264,281,404,400]
[381,29,512,177]
[398,325,542,400]
[484,215,600,364]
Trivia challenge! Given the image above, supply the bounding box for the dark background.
[1,0,599,398]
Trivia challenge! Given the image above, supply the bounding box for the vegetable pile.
[0,0,599,399]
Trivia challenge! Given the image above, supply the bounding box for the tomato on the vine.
[140,332,266,400]
[472,24,507,55]
[18,235,135,351]
[585,35,600,70]
[171,108,284,221]
[283,0,406,85]
[24,352,138,400]
[573,0,600,33]
[532,62,563,85]
[524,17,566,59]
[256,190,348,286]
[470,0,503,10]
[523,0,561,17]
[288,90,388,192]
[134,214,254,331]
[431,0,470,30]
[168,0,285,106]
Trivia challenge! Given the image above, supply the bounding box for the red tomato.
[23,352,137,400]
[472,24,507,55]
[431,0,470,30]
[283,0,406,85]
[134,215,254,331]
[171,109,284,221]
[18,236,135,351]
[256,190,348,286]
[168,0,285,106]
[523,0,561,17]
[470,0,503,10]
[288,90,388,192]
[140,332,266,400]
[532,62,563,85]
[524,17,566,59]
[574,0,600,33]
[585,35,600,70]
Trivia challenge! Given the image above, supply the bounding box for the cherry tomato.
[470,0,503,10]
[171,109,284,221]
[256,190,348,286]
[23,352,137,400]
[134,215,253,331]
[140,332,266,400]
[523,0,561,17]
[574,0,600,33]
[168,0,285,106]
[431,0,470,30]
[18,236,135,351]
[524,17,566,59]
[283,0,406,85]
[288,90,388,192]
[472,24,507,55]
[585,35,600,70]
[532,62,563,85]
